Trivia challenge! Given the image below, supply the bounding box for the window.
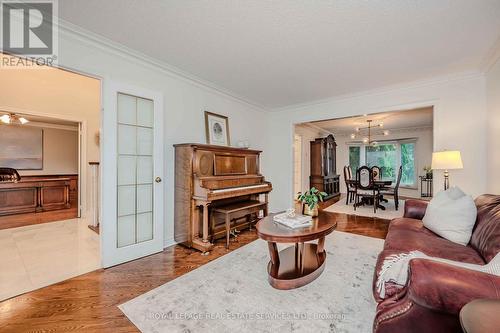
[348,140,417,187]
[349,146,360,172]
[400,142,416,186]
[365,144,397,181]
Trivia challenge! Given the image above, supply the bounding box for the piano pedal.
[201,251,210,256]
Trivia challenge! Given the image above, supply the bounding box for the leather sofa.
[372,194,500,333]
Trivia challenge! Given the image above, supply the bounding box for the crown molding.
[56,18,269,113]
[271,71,484,113]
[480,34,500,73]
[297,123,334,136]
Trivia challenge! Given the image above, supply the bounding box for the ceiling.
[309,107,433,135]
[59,1,500,108]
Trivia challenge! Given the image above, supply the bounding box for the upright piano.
[174,143,272,253]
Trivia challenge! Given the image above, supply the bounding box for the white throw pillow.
[422,187,477,246]
[446,186,466,200]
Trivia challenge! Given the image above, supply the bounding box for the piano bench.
[211,200,268,249]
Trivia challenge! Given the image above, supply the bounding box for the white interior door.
[101,81,164,267]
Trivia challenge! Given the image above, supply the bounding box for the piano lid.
[173,143,262,154]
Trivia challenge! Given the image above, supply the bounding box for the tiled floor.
[0,218,100,301]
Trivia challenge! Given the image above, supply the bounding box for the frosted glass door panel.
[117,94,136,125]
[117,215,136,247]
[117,93,154,247]
[118,125,136,155]
[137,212,153,242]
[137,127,153,155]
[137,156,153,184]
[118,186,135,216]
[137,98,154,127]
[118,156,136,185]
[137,184,153,213]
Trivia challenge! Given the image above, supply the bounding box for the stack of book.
[273,211,313,229]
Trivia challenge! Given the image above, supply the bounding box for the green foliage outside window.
[349,146,360,172]
[401,143,415,185]
[365,144,397,180]
[350,142,416,186]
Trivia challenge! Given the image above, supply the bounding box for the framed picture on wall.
[0,125,43,170]
[204,111,230,146]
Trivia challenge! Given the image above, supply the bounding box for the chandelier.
[0,113,29,125]
[350,119,389,145]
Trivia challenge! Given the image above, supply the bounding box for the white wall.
[486,58,500,194]
[333,127,433,198]
[17,126,79,176]
[293,124,323,195]
[265,74,488,212]
[56,26,269,247]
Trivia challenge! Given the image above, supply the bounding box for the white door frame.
[101,80,164,268]
[77,122,82,217]
[293,134,303,196]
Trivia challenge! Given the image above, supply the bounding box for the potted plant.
[423,166,433,179]
[297,187,328,217]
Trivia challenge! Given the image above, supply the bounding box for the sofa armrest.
[407,259,500,315]
[403,199,428,220]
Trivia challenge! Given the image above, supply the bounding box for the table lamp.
[431,150,463,190]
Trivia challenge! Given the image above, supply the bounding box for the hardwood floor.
[0,212,389,333]
[327,211,390,239]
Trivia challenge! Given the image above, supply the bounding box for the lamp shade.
[431,151,463,170]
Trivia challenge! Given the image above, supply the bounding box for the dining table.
[347,179,393,210]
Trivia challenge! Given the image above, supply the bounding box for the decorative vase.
[303,204,318,217]
[426,172,433,179]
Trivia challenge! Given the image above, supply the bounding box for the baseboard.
[163,238,177,249]
[319,194,341,210]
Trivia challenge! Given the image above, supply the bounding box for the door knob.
[155,177,162,183]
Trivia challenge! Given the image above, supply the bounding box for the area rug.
[324,196,404,220]
[119,231,384,333]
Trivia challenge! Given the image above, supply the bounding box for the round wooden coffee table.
[256,212,337,290]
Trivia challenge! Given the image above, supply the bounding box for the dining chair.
[379,166,403,210]
[371,166,381,181]
[354,166,379,213]
[347,165,353,180]
[343,166,356,205]
[372,165,389,203]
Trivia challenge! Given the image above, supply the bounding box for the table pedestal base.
[267,242,326,290]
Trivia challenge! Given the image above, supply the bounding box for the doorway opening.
[293,107,434,215]
[0,53,102,300]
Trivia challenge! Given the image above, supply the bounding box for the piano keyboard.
[211,184,269,193]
